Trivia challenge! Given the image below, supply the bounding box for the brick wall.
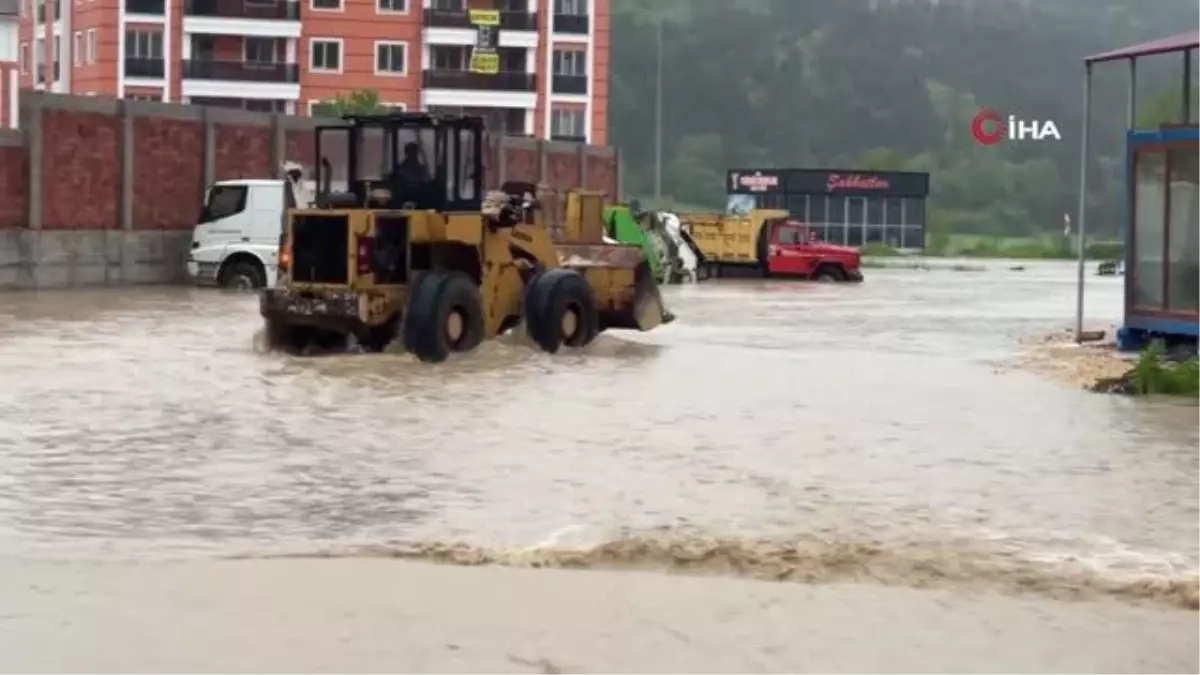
[0,91,622,232]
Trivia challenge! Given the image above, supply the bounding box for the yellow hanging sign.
[469,9,500,75]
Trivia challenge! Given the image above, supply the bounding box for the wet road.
[0,260,1195,609]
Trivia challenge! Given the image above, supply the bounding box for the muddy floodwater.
[0,260,1196,672]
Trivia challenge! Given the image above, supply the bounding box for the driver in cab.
[395,142,429,184]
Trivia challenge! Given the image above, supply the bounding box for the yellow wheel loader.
[260,112,673,363]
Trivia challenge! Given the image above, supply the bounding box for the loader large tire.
[524,269,599,354]
[402,271,485,363]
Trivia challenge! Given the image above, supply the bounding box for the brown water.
[0,261,1195,610]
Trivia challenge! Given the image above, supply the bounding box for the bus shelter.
[1075,31,1199,347]
[725,168,931,250]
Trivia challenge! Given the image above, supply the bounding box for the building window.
[87,29,97,63]
[310,0,340,10]
[244,37,277,64]
[552,49,585,75]
[377,0,406,13]
[52,35,60,81]
[310,39,342,72]
[430,45,467,71]
[431,0,463,9]
[550,108,585,139]
[19,43,27,74]
[1133,150,1167,310]
[1166,148,1199,313]
[125,30,164,59]
[33,37,44,84]
[554,0,584,14]
[375,41,407,76]
[73,31,82,66]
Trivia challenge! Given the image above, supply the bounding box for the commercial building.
[726,168,931,249]
[12,0,609,143]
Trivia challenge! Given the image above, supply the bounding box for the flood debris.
[1015,328,1135,391]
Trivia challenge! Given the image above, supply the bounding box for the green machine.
[604,204,665,282]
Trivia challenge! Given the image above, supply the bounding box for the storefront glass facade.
[726,168,932,249]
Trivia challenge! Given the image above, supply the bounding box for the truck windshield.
[199,185,247,224]
[776,225,800,244]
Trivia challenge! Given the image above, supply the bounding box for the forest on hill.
[608,0,1199,239]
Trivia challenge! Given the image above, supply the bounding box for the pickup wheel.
[402,271,485,363]
[524,269,599,354]
[815,265,845,283]
[220,260,266,290]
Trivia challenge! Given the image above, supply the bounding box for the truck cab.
[186,164,313,289]
[763,218,863,282]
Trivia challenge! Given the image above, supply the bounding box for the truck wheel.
[220,260,265,290]
[524,269,599,354]
[402,271,485,363]
[815,265,845,283]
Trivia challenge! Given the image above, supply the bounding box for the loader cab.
[312,112,485,213]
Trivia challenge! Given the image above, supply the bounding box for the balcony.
[125,57,166,78]
[127,0,165,14]
[182,59,299,83]
[422,9,537,31]
[422,70,536,92]
[553,13,587,34]
[185,0,300,20]
[551,74,587,95]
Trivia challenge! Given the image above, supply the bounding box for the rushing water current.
[0,261,1195,613]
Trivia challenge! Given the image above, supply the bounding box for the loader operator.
[395,142,430,184]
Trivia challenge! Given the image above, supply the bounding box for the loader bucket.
[556,244,674,332]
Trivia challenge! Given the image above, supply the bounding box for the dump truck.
[680,210,863,282]
[260,111,673,363]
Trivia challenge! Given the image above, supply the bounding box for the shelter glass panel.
[1133,150,1167,310]
[1166,147,1199,313]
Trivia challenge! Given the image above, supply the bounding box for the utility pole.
[653,19,663,201]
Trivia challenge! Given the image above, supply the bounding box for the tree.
[312,89,390,117]
[1137,85,1200,128]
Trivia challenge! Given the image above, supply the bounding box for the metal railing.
[553,13,587,34]
[422,70,536,92]
[184,0,300,20]
[182,59,300,83]
[125,57,166,78]
[552,74,587,95]
[422,9,537,31]
[127,0,165,14]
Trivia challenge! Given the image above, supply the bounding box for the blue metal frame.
[1123,126,1200,345]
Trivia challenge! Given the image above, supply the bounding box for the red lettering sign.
[826,174,890,191]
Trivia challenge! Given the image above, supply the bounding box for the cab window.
[776,225,799,245]
[200,185,247,223]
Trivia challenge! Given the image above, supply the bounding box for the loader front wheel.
[402,271,485,363]
[524,269,599,354]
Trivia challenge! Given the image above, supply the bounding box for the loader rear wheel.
[402,271,485,363]
[524,269,599,354]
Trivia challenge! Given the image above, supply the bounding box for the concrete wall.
[0,91,622,290]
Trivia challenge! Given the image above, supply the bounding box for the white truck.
[185,163,313,290]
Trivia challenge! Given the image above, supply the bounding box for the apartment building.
[13,0,609,143]
[1,0,16,127]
